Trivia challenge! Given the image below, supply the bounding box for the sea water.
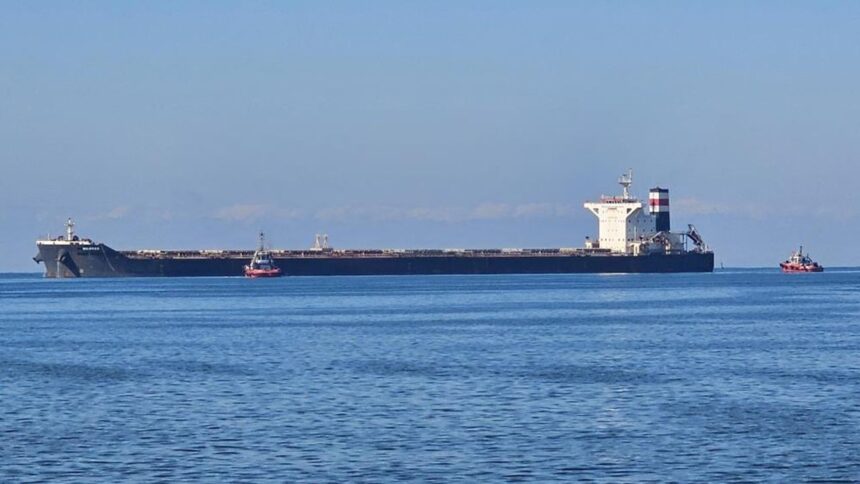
[1,271,858,481]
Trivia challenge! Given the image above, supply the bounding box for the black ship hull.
[35,243,714,278]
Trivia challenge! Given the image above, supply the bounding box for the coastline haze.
[2,2,859,271]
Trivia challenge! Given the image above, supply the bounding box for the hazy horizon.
[3,2,859,271]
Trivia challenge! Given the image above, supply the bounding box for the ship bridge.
[583,170,681,255]
[35,218,94,246]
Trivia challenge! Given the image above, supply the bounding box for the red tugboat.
[780,246,823,273]
[244,232,283,278]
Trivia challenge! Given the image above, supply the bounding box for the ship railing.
[119,247,651,259]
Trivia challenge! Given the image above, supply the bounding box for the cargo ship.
[34,172,714,277]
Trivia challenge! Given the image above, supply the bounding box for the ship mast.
[66,218,75,241]
[618,169,633,200]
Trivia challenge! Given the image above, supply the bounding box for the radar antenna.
[618,169,633,199]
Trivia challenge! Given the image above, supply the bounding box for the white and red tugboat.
[244,232,283,278]
[780,246,823,273]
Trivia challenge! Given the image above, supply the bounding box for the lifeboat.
[244,232,283,278]
[780,246,823,273]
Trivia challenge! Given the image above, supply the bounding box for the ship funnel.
[649,187,670,232]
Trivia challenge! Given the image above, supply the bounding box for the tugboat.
[780,246,823,273]
[244,232,283,278]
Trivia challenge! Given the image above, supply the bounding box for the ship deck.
[120,248,616,260]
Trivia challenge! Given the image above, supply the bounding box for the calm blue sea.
[1,271,859,482]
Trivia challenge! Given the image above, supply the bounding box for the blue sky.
[2,1,859,270]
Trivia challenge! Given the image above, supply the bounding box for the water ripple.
[1,271,859,481]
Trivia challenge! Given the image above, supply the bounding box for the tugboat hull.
[244,268,283,278]
[780,263,824,273]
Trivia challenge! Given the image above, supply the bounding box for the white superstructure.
[583,170,688,255]
[36,218,95,246]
